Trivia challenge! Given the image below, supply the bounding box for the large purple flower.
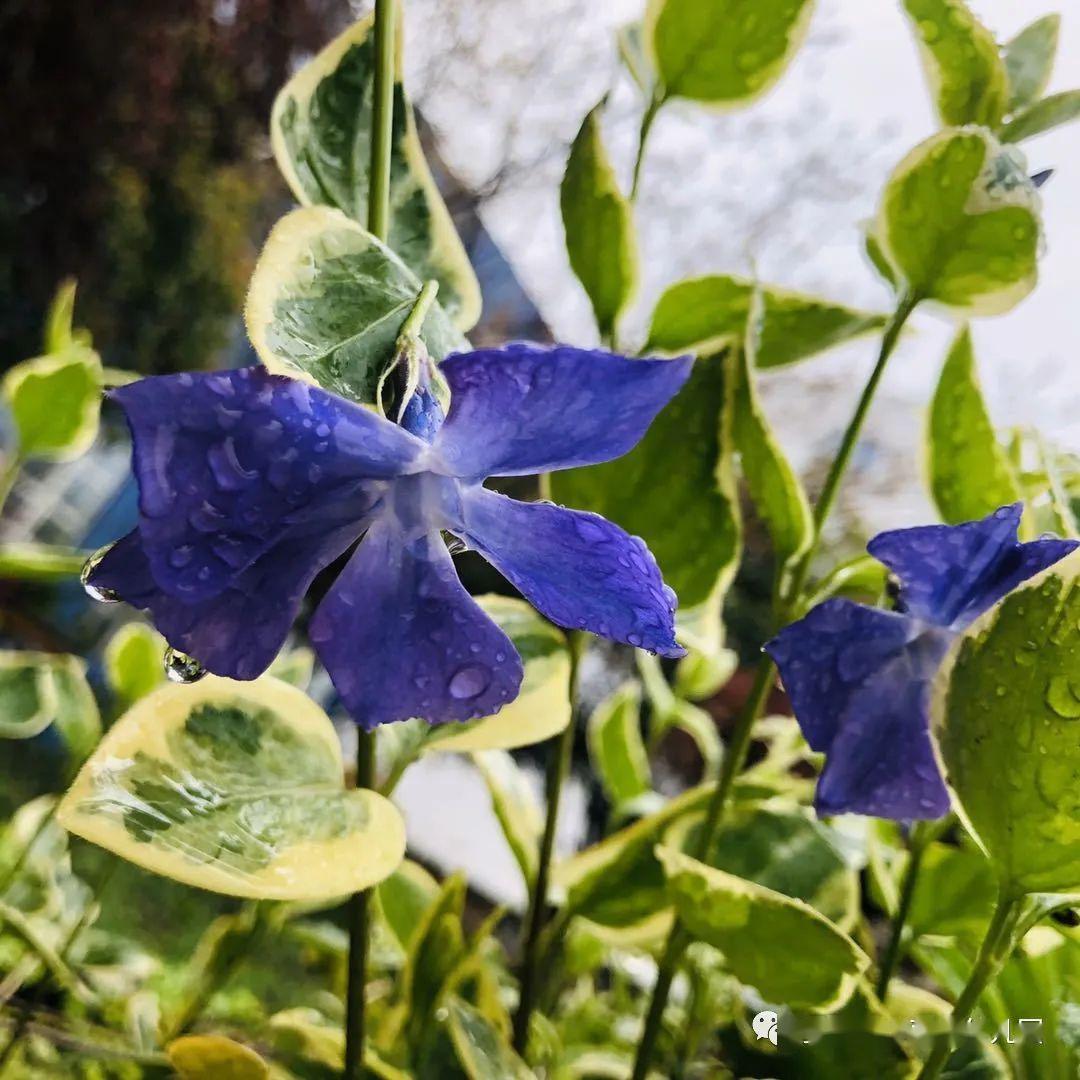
[87,344,691,729]
[765,504,1076,820]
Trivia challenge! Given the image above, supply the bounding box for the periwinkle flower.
[87,344,690,728]
[765,504,1077,820]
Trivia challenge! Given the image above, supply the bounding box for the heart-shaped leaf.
[873,127,1041,315]
[646,0,815,106]
[934,547,1080,894]
[58,676,406,900]
[245,206,463,406]
[271,14,480,329]
[424,596,570,753]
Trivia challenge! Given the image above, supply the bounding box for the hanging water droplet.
[448,664,490,700]
[80,546,121,603]
[165,647,207,684]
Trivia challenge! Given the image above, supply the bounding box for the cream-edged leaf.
[58,676,405,900]
[1004,15,1060,112]
[587,681,651,808]
[472,749,542,884]
[1000,90,1080,144]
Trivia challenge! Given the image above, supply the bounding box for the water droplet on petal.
[449,664,491,700]
[165,647,207,684]
[81,546,121,603]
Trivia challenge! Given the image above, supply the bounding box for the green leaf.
[904,842,997,944]
[377,858,439,953]
[472,749,542,884]
[1001,89,1080,143]
[666,699,723,781]
[901,0,1009,127]
[425,596,571,752]
[617,21,654,94]
[645,0,815,105]
[734,324,812,581]
[551,350,740,613]
[266,646,315,690]
[271,15,480,329]
[927,326,1022,524]
[657,845,869,1010]
[104,623,165,709]
[1004,14,1060,112]
[674,643,737,700]
[42,278,83,354]
[58,676,406,900]
[646,274,885,367]
[806,554,889,607]
[244,206,463,407]
[560,104,638,341]
[0,543,89,583]
[447,997,532,1080]
[166,1035,269,1079]
[587,681,651,808]
[2,345,102,461]
[934,547,1080,893]
[874,127,1041,314]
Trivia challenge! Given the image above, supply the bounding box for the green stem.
[368,0,396,242]
[400,280,439,341]
[876,820,937,1001]
[630,92,662,202]
[344,730,376,1080]
[916,889,1024,1080]
[512,631,586,1055]
[631,291,921,1080]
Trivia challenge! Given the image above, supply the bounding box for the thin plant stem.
[344,730,376,1080]
[368,0,396,243]
[630,92,662,202]
[631,290,921,1080]
[916,889,1024,1080]
[512,630,586,1055]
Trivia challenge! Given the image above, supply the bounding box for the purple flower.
[87,344,691,729]
[765,504,1076,820]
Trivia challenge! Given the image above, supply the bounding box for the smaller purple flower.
[765,504,1077,820]
[87,344,690,729]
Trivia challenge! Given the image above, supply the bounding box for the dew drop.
[165,647,207,684]
[81,546,121,603]
[449,664,491,700]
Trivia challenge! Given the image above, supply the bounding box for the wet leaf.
[59,676,406,900]
[927,326,1021,524]
[1001,90,1080,143]
[271,14,480,328]
[658,845,868,1010]
[1004,14,1060,112]
[646,0,815,105]
[245,206,463,406]
[934,547,1080,893]
[901,0,1008,128]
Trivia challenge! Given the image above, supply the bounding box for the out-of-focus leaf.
[59,676,406,900]
[806,554,889,607]
[425,596,570,752]
[2,345,102,461]
[865,229,900,292]
[245,206,462,406]
[270,14,480,329]
[1004,15,1060,112]
[927,326,1022,524]
[901,0,1008,128]
[904,842,997,945]
[447,996,532,1080]
[43,278,82,354]
[645,0,815,105]
[166,1034,269,1079]
[873,127,1040,314]
[617,21,653,94]
[472,749,542,884]
[0,543,89,582]
[104,623,165,709]
[587,681,650,808]
[552,350,740,614]
[935,547,1080,893]
[644,274,884,368]
[266,646,315,690]
[734,317,812,584]
[377,858,439,954]
[658,846,868,1010]
[561,104,638,341]
[1001,90,1080,143]
[674,643,737,700]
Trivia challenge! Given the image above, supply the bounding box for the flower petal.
[90,526,359,680]
[113,366,424,601]
[867,503,1077,628]
[310,522,523,728]
[766,599,951,819]
[432,344,693,478]
[458,486,683,656]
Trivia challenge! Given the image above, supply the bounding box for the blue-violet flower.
[87,344,691,728]
[765,504,1076,820]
